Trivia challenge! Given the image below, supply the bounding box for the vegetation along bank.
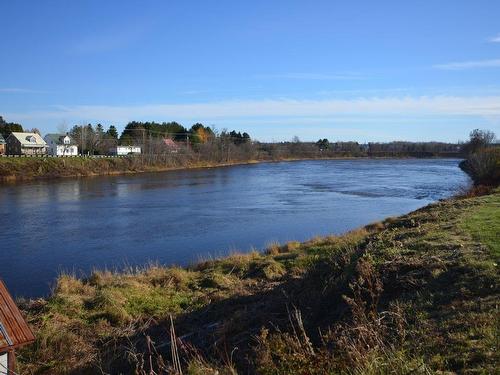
[16,188,499,374]
[0,116,464,182]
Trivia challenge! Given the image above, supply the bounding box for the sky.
[1,0,500,142]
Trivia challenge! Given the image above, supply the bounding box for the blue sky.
[1,0,500,142]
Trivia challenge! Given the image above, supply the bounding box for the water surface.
[0,159,469,297]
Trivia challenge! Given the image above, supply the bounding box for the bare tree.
[463,129,496,155]
[57,121,68,134]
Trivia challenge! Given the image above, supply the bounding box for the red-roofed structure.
[163,138,180,152]
[0,280,35,374]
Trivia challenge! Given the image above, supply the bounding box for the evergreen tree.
[107,125,119,139]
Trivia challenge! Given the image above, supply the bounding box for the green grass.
[461,192,500,259]
[17,191,500,374]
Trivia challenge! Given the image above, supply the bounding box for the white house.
[112,146,142,156]
[44,134,78,156]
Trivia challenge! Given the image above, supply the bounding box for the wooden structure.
[162,138,180,153]
[0,280,35,375]
[6,132,47,156]
[0,135,5,155]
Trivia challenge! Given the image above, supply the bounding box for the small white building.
[44,134,78,156]
[112,146,142,156]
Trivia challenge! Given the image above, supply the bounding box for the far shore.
[0,154,463,184]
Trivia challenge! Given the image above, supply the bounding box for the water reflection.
[0,159,470,297]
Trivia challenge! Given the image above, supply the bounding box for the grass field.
[17,190,499,374]
[461,193,500,259]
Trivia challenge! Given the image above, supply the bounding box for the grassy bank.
[0,153,461,183]
[0,155,336,183]
[17,190,499,374]
[0,155,263,182]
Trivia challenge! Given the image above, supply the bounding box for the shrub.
[460,147,500,186]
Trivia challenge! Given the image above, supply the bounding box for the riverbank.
[0,155,259,182]
[17,189,499,374]
[0,154,461,183]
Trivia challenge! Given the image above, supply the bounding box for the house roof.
[0,134,5,144]
[8,132,47,148]
[0,280,35,351]
[44,133,74,145]
[163,138,180,149]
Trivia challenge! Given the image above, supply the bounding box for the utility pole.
[81,124,84,156]
[142,129,146,153]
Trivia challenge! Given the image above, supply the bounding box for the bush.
[460,147,500,186]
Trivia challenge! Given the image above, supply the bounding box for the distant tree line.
[0,114,484,162]
[0,116,43,138]
[0,116,23,138]
[68,123,119,155]
[63,121,252,157]
[314,138,460,156]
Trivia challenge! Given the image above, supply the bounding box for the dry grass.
[17,191,500,374]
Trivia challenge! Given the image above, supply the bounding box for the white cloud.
[434,59,500,70]
[5,95,500,126]
[489,34,500,43]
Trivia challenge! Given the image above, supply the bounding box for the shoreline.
[17,189,499,374]
[0,155,463,184]
[2,157,471,300]
[11,191,451,298]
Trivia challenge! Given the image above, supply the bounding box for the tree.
[86,124,105,155]
[107,125,118,139]
[119,123,146,146]
[460,148,500,186]
[228,130,250,145]
[119,121,188,143]
[96,123,104,136]
[316,138,330,150]
[190,123,214,144]
[120,133,134,146]
[463,129,496,155]
[57,122,68,134]
[69,123,101,154]
[0,116,23,138]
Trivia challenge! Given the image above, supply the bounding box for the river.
[0,159,470,297]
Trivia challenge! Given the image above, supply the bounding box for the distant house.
[44,133,78,156]
[111,146,142,156]
[0,279,35,375]
[0,135,5,155]
[6,132,47,155]
[163,138,180,153]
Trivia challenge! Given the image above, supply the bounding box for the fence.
[0,154,130,159]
